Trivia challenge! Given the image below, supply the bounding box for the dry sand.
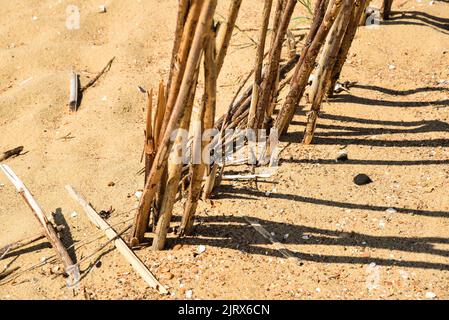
[1,0,449,299]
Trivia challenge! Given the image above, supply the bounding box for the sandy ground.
[1,0,449,300]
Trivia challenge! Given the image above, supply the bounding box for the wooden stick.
[273,0,330,133]
[69,72,79,112]
[181,25,217,237]
[166,0,190,102]
[274,0,341,135]
[0,267,20,281]
[0,146,24,162]
[154,81,166,148]
[152,62,201,250]
[144,89,156,183]
[0,165,79,288]
[131,0,217,245]
[256,0,296,129]
[359,0,371,26]
[270,0,286,47]
[153,0,200,219]
[65,185,168,294]
[328,0,366,96]
[0,233,46,260]
[159,0,203,144]
[303,0,354,144]
[381,0,393,20]
[80,57,115,92]
[216,0,243,74]
[247,0,272,130]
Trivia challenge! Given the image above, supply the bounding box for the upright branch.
[159,0,204,145]
[270,0,286,48]
[181,25,217,236]
[247,0,273,130]
[154,81,166,148]
[144,89,155,183]
[131,0,217,246]
[254,0,296,130]
[166,0,190,102]
[152,57,201,250]
[303,0,354,144]
[328,0,367,96]
[380,0,393,20]
[273,0,342,136]
[216,0,243,74]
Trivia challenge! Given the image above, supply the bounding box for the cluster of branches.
[131,0,395,249]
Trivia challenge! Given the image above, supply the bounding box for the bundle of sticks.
[274,0,369,143]
[131,0,240,248]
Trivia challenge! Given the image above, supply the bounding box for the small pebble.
[99,5,107,13]
[71,211,78,218]
[354,174,373,186]
[108,181,115,187]
[386,208,397,214]
[425,291,436,299]
[197,245,206,254]
[185,290,193,299]
[336,151,348,162]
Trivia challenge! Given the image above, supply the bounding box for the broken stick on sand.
[65,185,168,295]
[0,164,80,288]
[0,146,24,162]
[243,216,301,264]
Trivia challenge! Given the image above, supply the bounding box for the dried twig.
[0,233,46,261]
[304,0,353,144]
[0,164,80,289]
[180,24,217,237]
[0,146,24,162]
[66,185,168,294]
[80,57,115,92]
[274,0,342,135]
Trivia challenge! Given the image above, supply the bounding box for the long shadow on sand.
[174,209,449,271]
[383,11,449,35]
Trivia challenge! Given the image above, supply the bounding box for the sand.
[1,0,449,299]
